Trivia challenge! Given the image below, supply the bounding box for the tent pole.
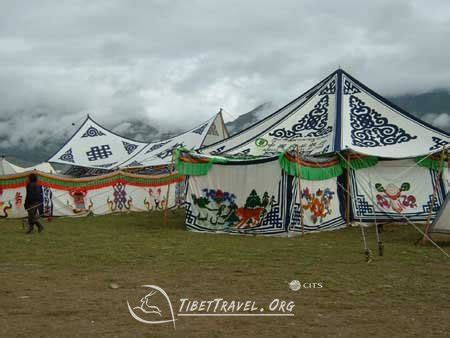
[369,175,383,256]
[346,152,351,227]
[164,149,175,226]
[296,145,304,236]
[422,146,446,244]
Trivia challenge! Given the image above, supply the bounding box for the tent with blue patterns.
[179,69,449,235]
[48,111,228,172]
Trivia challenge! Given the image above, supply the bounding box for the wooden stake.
[422,146,446,244]
[346,152,351,227]
[164,149,176,225]
[296,145,305,236]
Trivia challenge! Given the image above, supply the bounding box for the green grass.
[0,211,449,337]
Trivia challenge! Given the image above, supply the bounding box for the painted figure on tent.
[234,190,275,229]
[190,188,275,230]
[15,192,22,207]
[144,187,167,211]
[375,182,417,213]
[0,188,13,218]
[301,187,335,224]
[107,182,132,211]
[67,189,94,214]
[41,186,54,217]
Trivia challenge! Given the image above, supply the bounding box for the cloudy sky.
[1,0,449,158]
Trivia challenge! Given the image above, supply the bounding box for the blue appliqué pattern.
[86,145,113,161]
[319,79,336,96]
[82,126,106,138]
[146,141,170,153]
[59,148,75,163]
[126,160,143,167]
[429,136,449,151]
[349,95,417,147]
[211,145,225,155]
[155,142,184,159]
[192,123,208,135]
[269,95,332,138]
[122,141,138,154]
[343,80,361,95]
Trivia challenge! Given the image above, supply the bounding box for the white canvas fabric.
[49,112,228,170]
[120,113,224,168]
[0,180,182,219]
[289,177,346,233]
[185,159,286,235]
[0,158,55,175]
[201,110,229,146]
[200,69,449,158]
[350,160,446,222]
[200,74,334,156]
[429,194,450,235]
[0,158,20,175]
[340,73,449,157]
[184,157,346,235]
[48,116,148,170]
[21,162,55,173]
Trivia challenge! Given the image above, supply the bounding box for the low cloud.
[1,0,449,159]
[422,112,450,132]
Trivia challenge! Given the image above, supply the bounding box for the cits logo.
[127,285,177,329]
[289,280,301,291]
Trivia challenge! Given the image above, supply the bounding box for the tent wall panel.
[0,171,183,219]
[184,157,346,236]
[350,160,446,222]
[185,159,287,235]
[288,176,346,233]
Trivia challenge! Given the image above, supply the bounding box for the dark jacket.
[24,181,43,210]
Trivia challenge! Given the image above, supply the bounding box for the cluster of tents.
[1,69,448,240]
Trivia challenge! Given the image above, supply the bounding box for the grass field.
[0,211,449,337]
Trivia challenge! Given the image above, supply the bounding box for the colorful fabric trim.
[0,171,184,190]
[279,152,343,180]
[175,149,228,176]
[340,154,379,170]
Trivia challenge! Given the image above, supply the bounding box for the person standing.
[24,173,44,234]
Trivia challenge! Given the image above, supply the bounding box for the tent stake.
[164,149,175,225]
[296,145,305,236]
[346,152,352,227]
[422,146,446,244]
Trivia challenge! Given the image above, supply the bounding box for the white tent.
[48,111,229,170]
[119,110,228,168]
[200,69,449,158]
[179,69,449,235]
[0,157,55,175]
[0,157,20,175]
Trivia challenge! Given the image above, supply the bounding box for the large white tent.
[178,69,449,236]
[200,69,449,158]
[48,110,228,171]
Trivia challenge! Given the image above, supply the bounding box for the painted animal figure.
[0,201,12,218]
[234,207,266,229]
